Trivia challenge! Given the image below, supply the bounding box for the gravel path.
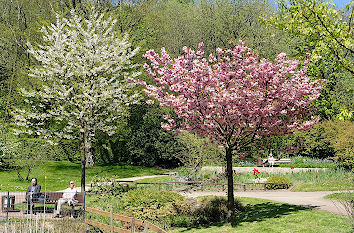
[72,174,170,192]
[179,190,350,216]
[114,174,169,182]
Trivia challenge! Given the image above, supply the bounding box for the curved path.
[116,174,350,216]
[179,190,349,216]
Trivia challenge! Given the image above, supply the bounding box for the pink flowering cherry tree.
[133,41,324,214]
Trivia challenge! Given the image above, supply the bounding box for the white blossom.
[14,8,140,167]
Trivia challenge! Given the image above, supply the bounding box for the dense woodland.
[0,0,352,172]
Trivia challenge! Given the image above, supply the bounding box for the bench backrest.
[45,192,84,203]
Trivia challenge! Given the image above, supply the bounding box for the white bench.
[263,158,292,166]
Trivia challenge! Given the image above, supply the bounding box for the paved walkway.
[114,174,169,182]
[72,174,169,192]
[180,190,349,216]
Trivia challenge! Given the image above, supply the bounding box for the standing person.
[268,151,275,167]
[25,178,41,214]
[54,181,77,218]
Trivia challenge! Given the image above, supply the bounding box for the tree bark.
[81,145,86,193]
[226,146,234,217]
[80,130,86,193]
[85,133,94,167]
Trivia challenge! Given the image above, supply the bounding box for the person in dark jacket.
[25,178,41,214]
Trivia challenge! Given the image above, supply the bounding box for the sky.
[329,0,351,8]
[271,0,351,9]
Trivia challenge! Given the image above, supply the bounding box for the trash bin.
[2,195,15,212]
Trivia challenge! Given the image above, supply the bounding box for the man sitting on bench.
[25,178,41,214]
[54,181,77,218]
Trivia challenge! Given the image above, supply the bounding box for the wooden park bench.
[27,192,84,216]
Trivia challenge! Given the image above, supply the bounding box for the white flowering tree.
[14,9,140,192]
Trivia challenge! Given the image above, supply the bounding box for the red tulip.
[291,166,295,169]
[253,168,260,173]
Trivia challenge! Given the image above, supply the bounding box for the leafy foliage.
[120,188,191,224]
[176,131,223,168]
[294,120,354,170]
[194,196,244,224]
[266,176,291,190]
[125,103,183,167]
[262,0,354,74]
[89,177,133,196]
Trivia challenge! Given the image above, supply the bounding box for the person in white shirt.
[54,181,77,217]
[268,152,275,167]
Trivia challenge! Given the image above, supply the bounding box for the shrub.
[266,176,291,189]
[89,177,133,196]
[333,149,354,171]
[193,196,244,225]
[120,188,191,224]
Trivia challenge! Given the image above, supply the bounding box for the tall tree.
[134,41,324,215]
[148,0,296,59]
[261,0,354,119]
[261,0,354,74]
[14,9,140,192]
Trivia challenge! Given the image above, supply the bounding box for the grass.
[85,190,352,233]
[291,178,354,192]
[171,197,352,233]
[0,160,166,191]
[324,192,354,201]
[182,167,354,191]
[136,176,176,183]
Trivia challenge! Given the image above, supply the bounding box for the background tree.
[14,9,140,192]
[261,0,354,119]
[148,0,296,58]
[133,41,324,215]
[125,103,183,167]
[262,0,353,74]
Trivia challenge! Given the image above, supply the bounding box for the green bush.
[193,196,244,225]
[120,188,191,224]
[89,177,133,196]
[266,176,291,189]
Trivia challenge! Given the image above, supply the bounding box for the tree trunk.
[25,167,32,181]
[85,134,94,167]
[226,146,234,217]
[81,142,86,193]
[80,130,87,193]
[16,170,24,181]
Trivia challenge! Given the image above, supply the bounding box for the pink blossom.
[132,41,323,193]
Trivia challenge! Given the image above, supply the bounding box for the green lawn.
[0,160,166,191]
[171,197,352,233]
[291,178,354,192]
[324,192,354,201]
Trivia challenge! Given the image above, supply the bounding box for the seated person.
[25,178,41,214]
[268,152,275,167]
[54,181,77,218]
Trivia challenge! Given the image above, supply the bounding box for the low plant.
[89,177,133,196]
[193,196,244,225]
[120,188,191,225]
[266,176,291,189]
